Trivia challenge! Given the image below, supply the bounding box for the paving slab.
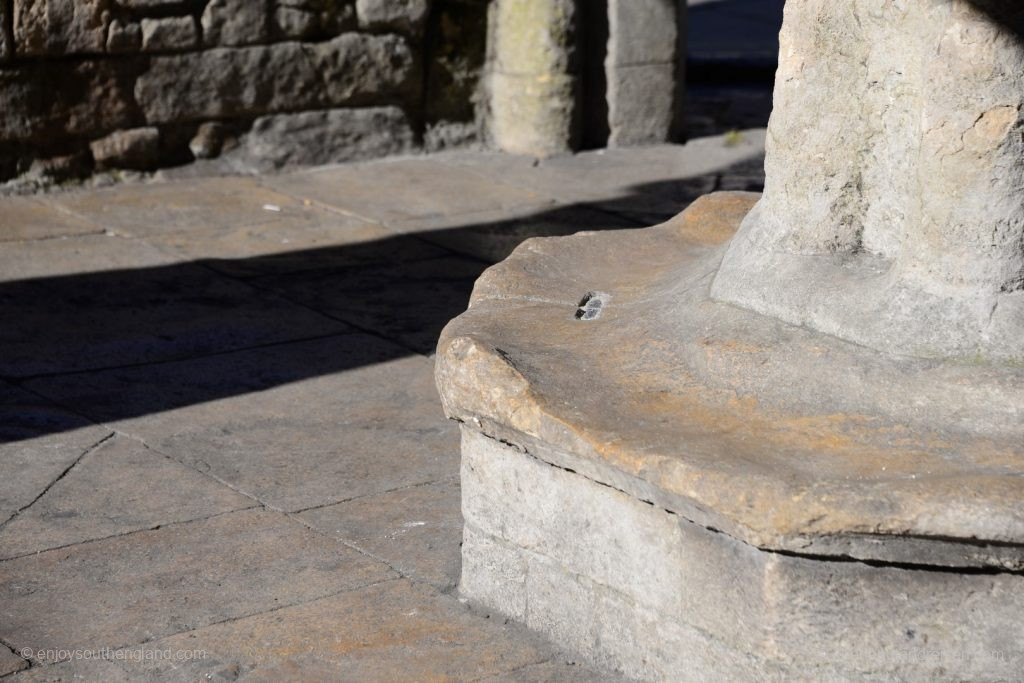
[0,644,28,676]
[0,382,111,521]
[480,660,623,682]
[384,205,640,264]
[0,434,254,560]
[9,660,131,682]
[116,579,567,682]
[265,157,557,225]
[47,177,333,238]
[0,198,103,243]
[0,232,177,282]
[0,234,349,377]
[253,256,484,354]
[27,336,459,512]
[0,508,395,656]
[435,134,766,207]
[144,213,450,279]
[299,478,463,591]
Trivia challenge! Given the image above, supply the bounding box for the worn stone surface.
[0,197,101,242]
[0,434,254,560]
[0,232,348,376]
[0,508,395,654]
[10,660,131,681]
[0,60,141,145]
[713,0,1024,362]
[0,150,743,680]
[117,580,565,681]
[487,0,579,156]
[27,338,460,511]
[105,18,141,53]
[299,478,463,590]
[460,428,1024,681]
[136,33,415,124]
[140,16,198,52]
[1,4,11,61]
[355,0,429,34]
[202,0,269,46]
[144,208,446,280]
[437,192,1024,565]
[13,0,108,56]
[266,156,554,225]
[235,106,415,170]
[0,381,112,521]
[606,0,678,146]
[255,255,484,353]
[49,176,329,236]
[0,644,28,676]
[89,127,160,170]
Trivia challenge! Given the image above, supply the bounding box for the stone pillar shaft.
[712,0,1024,361]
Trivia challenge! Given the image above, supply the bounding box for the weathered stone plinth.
[436,193,1024,680]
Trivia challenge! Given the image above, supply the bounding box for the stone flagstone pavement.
[0,132,764,682]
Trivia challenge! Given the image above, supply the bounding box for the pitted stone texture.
[459,429,1024,681]
[136,33,415,124]
[235,106,414,170]
[712,0,1024,362]
[140,16,198,52]
[0,4,10,61]
[436,193,1024,567]
[13,0,109,56]
[606,0,678,147]
[355,0,429,34]
[0,60,141,144]
[90,127,160,170]
[202,0,270,47]
[487,0,578,156]
[106,18,141,53]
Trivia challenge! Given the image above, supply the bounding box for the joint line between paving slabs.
[0,432,116,532]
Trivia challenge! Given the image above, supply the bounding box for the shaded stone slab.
[0,197,102,243]
[48,176,335,238]
[0,381,111,520]
[385,205,640,263]
[299,478,463,590]
[115,580,552,681]
[144,210,450,279]
[254,255,484,353]
[0,508,395,654]
[0,434,254,560]
[27,336,459,512]
[0,235,348,377]
[264,157,556,225]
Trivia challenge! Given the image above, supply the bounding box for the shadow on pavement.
[1,165,765,444]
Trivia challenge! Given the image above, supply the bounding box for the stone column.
[712,0,1024,362]
[606,0,680,146]
[438,0,1024,679]
[486,0,579,156]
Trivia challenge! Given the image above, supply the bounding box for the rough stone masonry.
[0,0,489,183]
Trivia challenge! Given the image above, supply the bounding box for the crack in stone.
[0,431,116,532]
[468,427,1024,576]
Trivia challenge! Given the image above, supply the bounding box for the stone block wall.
[0,0,489,183]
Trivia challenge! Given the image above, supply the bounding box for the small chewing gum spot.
[575,291,610,321]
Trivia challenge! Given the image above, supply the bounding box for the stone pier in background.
[438,0,1024,679]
